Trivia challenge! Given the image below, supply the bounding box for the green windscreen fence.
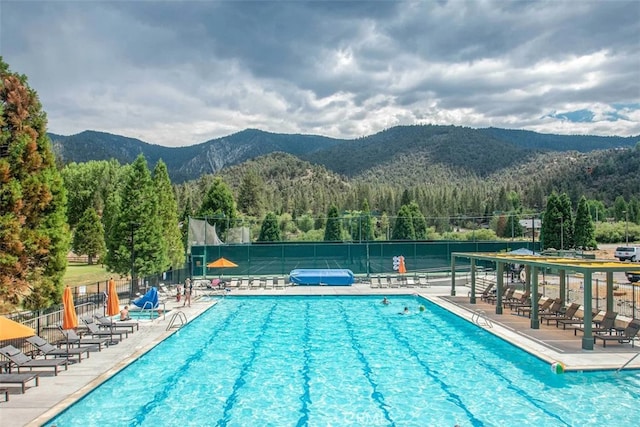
[190,241,537,278]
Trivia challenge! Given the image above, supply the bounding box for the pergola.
[450,252,634,350]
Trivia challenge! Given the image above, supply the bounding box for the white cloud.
[1,0,638,146]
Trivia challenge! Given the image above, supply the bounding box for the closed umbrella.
[399,256,407,274]
[62,286,78,330]
[106,278,120,317]
[0,316,35,340]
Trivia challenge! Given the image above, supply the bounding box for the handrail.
[471,310,493,328]
[617,352,640,373]
[167,311,188,331]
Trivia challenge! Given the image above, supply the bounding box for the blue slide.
[132,287,159,309]
[289,269,354,286]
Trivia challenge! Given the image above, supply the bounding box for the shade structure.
[399,256,407,274]
[207,257,238,268]
[62,286,78,330]
[0,316,35,340]
[106,278,120,316]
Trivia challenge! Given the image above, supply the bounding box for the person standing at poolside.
[183,278,193,307]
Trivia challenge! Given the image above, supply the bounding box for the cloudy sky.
[2,1,639,147]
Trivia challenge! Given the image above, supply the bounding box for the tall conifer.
[0,59,70,308]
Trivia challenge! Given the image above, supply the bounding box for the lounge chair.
[503,290,530,309]
[58,326,111,350]
[417,275,430,288]
[594,320,640,348]
[547,303,580,326]
[517,297,553,317]
[486,285,514,305]
[0,373,39,393]
[0,345,68,376]
[573,311,618,336]
[26,335,97,362]
[94,315,139,332]
[558,309,602,330]
[82,317,129,340]
[537,298,564,321]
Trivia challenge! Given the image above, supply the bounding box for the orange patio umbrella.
[62,286,78,330]
[0,316,35,340]
[207,257,239,279]
[398,256,407,274]
[207,257,239,268]
[106,278,120,316]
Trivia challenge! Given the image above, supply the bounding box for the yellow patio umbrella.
[0,316,35,340]
[106,278,120,317]
[62,286,78,330]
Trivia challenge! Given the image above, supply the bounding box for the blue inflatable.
[289,269,354,286]
[132,287,159,309]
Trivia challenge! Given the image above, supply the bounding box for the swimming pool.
[47,296,640,426]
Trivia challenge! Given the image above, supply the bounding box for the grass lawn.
[64,262,113,288]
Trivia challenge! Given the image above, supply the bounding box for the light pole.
[560,216,564,251]
[531,213,535,251]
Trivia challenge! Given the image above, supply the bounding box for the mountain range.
[49,125,639,185]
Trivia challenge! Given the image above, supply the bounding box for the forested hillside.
[50,125,639,183]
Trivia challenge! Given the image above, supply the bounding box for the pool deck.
[4,283,640,426]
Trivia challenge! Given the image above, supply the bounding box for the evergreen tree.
[105,155,166,290]
[324,205,343,241]
[391,205,416,240]
[360,199,374,241]
[0,59,70,309]
[400,189,412,207]
[72,207,105,265]
[558,193,574,249]
[258,212,281,242]
[238,169,265,217]
[574,196,597,250]
[408,201,427,239]
[153,160,185,268]
[197,177,236,237]
[541,193,562,249]
[179,196,193,249]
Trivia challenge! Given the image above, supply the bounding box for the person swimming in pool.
[382,297,390,305]
[400,306,409,315]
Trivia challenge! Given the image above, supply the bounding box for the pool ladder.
[166,311,188,331]
[617,352,640,373]
[471,310,493,328]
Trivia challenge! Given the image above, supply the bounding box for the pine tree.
[324,205,343,241]
[258,212,281,242]
[392,205,416,240]
[360,199,374,241]
[72,207,105,265]
[198,177,237,236]
[0,59,70,309]
[105,155,166,291]
[574,196,597,250]
[238,169,265,217]
[153,160,185,268]
[408,201,427,239]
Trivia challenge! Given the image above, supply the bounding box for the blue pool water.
[47,296,640,426]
